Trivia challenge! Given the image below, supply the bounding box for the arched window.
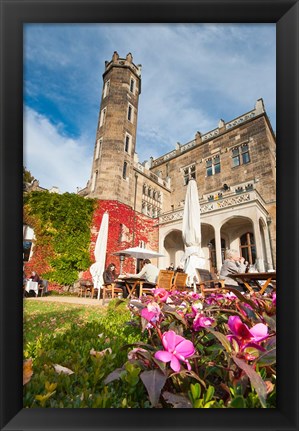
[240,232,256,264]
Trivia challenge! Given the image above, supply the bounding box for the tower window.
[99,108,106,127]
[122,161,128,179]
[124,134,131,153]
[95,138,102,160]
[127,104,133,122]
[183,164,196,185]
[232,144,250,167]
[130,78,135,93]
[206,155,221,176]
[91,170,98,192]
[103,80,110,98]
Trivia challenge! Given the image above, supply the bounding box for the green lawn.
[23,300,107,344]
[23,298,149,408]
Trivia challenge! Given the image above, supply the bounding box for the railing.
[158,189,265,224]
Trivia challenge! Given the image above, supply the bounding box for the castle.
[79,51,276,273]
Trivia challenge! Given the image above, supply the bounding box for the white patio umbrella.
[180,179,206,290]
[89,211,109,300]
[113,246,164,261]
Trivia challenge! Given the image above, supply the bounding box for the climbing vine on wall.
[24,192,159,286]
[23,191,96,285]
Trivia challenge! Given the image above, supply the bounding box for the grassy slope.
[23,299,148,408]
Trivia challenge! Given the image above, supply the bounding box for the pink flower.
[227,316,268,352]
[272,292,276,305]
[193,314,215,331]
[141,302,161,323]
[188,292,201,300]
[153,288,169,302]
[154,330,195,372]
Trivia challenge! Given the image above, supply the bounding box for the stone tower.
[86,52,142,206]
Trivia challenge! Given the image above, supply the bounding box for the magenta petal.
[154,350,173,363]
[141,309,155,322]
[175,339,195,358]
[162,330,178,351]
[228,316,252,339]
[249,323,268,341]
[170,355,181,372]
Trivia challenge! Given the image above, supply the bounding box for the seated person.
[30,271,43,286]
[219,249,248,292]
[125,259,159,294]
[103,263,127,298]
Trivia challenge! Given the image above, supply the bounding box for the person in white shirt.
[125,259,159,291]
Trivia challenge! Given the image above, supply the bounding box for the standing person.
[103,263,127,298]
[125,259,159,292]
[220,249,248,292]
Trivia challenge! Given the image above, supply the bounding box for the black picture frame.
[1,1,298,430]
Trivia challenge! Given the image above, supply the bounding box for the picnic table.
[230,271,276,294]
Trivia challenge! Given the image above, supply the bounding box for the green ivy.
[24,191,96,285]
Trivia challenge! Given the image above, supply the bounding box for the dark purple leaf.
[140,369,167,407]
[221,286,258,309]
[104,367,124,385]
[162,391,192,408]
[262,313,276,332]
[232,355,267,408]
[255,347,276,366]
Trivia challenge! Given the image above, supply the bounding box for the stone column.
[264,220,274,270]
[253,217,265,271]
[214,226,223,273]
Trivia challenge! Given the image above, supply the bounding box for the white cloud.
[24,24,276,186]
[23,107,92,193]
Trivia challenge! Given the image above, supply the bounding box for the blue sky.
[23,23,276,193]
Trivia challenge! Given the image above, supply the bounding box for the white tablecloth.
[25,280,39,296]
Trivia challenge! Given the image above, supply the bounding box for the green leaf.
[190,382,201,400]
[232,355,267,408]
[140,369,167,407]
[205,328,232,353]
[204,385,215,403]
[229,395,246,408]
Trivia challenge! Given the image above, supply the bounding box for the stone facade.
[80,52,276,273]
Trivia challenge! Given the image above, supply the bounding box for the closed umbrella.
[90,211,109,300]
[181,179,206,289]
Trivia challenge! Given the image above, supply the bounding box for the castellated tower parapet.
[85,52,142,206]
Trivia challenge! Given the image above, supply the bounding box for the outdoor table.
[230,271,276,294]
[117,277,146,299]
[25,280,39,296]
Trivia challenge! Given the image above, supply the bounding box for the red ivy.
[82,200,159,279]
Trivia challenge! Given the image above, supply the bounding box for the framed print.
[1,0,298,430]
